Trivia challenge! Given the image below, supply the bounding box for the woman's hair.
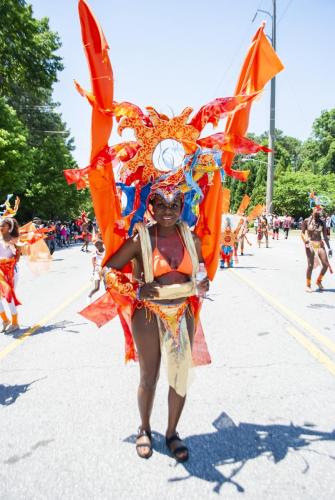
[1,217,20,238]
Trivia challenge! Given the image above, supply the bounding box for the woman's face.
[313,208,322,221]
[152,195,182,227]
[0,222,10,237]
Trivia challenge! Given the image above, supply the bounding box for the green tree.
[0,0,62,103]
[0,0,90,221]
[273,171,335,218]
[0,97,32,195]
[300,109,335,174]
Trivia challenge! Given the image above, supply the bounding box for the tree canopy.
[0,0,90,222]
[224,109,335,218]
[0,1,334,222]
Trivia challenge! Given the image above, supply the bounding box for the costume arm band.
[103,267,139,299]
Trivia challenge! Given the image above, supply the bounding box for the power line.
[211,0,265,96]
[277,0,294,25]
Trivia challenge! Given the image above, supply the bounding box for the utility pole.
[253,0,277,214]
[266,0,276,214]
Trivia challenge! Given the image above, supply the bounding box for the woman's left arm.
[322,222,332,255]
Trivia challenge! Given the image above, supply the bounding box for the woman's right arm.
[301,220,309,245]
[104,236,159,300]
[105,235,140,270]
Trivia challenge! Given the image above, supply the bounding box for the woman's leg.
[8,300,18,326]
[88,280,100,299]
[257,232,262,248]
[316,248,329,287]
[306,248,314,290]
[240,237,245,255]
[132,307,161,434]
[0,298,10,331]
[166,309,194,459]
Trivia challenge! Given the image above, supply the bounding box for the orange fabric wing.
[221,188,231,214]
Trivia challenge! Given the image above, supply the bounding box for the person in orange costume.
[67,0,284,464]
[0,218,21,333]
[220,217,237,268]
[102,185,209,461]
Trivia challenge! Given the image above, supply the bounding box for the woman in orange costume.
[0,218,21,333]
[69,0,284,464]
[103,185,208,461]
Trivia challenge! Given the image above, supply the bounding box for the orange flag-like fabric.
[222,23,284,181]
[247,204,265,222]
[237,195,251,215]
[195,24,283,280]
[78,0,122,265]
[221,188,231,214]
[195,170,223,280]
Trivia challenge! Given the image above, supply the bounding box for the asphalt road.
[1,232,335,500]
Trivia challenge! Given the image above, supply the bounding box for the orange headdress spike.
[78,0,122,266]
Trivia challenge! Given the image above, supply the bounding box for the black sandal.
[166,433,189,462]
[136,428,153,459]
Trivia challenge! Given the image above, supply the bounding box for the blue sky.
[30,0,335,167]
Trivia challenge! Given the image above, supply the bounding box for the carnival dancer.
[301,207,332,292]
[63,0,284,465]
[238,216,250,255]
[87,239,105,303]
[103,185,209,461]
[220,217,236,268]
[272,215,280,240]
[80,220,90,252]
[283,214,292,239]
[257,216,269,248]
[0,217,21,333]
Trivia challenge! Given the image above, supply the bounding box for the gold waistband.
[154,280,196,300]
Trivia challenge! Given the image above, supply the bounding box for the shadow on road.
[308,303,335,309]
[7,320,86,339]
[125,411,335,494]
[4,439,54,465]
[0,378,45,406]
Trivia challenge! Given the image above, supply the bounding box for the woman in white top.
[0,217,21,333]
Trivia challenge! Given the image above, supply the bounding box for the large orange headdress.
[64,1,284,279]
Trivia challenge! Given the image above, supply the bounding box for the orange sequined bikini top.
[152,226,193,278]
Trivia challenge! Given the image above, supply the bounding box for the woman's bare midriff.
[307,229,322,242]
